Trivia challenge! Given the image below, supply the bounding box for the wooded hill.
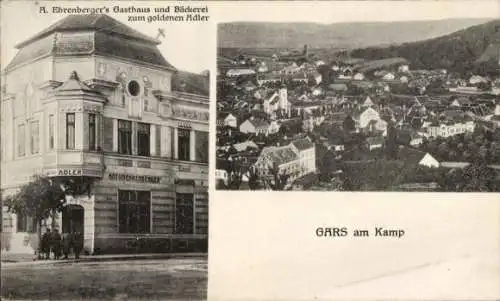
[350,19,500,75]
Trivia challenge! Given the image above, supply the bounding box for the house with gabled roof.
[254,139,316,185]
[398,148,440,168]
[239,117,270,136]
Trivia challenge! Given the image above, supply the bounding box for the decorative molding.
[172,105,209,121]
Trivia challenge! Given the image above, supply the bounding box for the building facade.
[1,14,209,254]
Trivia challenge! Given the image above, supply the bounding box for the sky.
[212,0,499,24]
[1,1,214,74]
[1,0,499,73]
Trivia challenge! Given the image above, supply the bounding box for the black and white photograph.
[215,4,500,192]
[1,1,210,300]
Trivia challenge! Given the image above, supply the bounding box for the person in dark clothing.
[72,231,83,260]
[61,232,72,259]
[41,228,51,260]
[51,229,62,260]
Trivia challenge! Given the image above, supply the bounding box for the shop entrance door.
[62,205,84,244]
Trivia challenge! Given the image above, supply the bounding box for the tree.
[264,163,290,190]
[343,116,356,132]
[223,158,244,190]
[247,166,261,190]
[4,176,73,257]
[453,163,498,192]
[319,149,339,181]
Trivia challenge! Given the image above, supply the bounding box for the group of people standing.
[40,228,83,260]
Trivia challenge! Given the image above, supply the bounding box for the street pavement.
[1,258,207,300]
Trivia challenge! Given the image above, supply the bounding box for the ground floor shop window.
[119,190,151,233]
[175,193,194,234]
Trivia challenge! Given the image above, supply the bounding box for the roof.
[172,70,209,96]
[17,14,159,49]
[328,83,348,91]
[261,146,299,166]
[6,14,174,71]
[366,136,385,145]
[233,141,259,152]
[440,162,471,169]
[356,57,409,73]
[247,118,270,128]
[292,138,314,151]
[397,148,429,165]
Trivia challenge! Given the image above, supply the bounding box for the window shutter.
[102,117,114,152]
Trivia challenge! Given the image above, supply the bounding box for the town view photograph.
[216,17,500,192]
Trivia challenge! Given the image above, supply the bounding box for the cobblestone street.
[1,258,207,300]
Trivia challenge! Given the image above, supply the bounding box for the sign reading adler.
[108,173,161,184]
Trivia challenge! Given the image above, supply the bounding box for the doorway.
[62,205,84,235]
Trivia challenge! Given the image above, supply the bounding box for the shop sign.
[108,173,161,184]
[58,169,83,176]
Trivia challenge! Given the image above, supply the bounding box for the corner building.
[1,15,209,254]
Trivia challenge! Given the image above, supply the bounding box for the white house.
[268,120,281,134]
[354,107,387,135]
[290,138,316,175]
[382,72,396,81]
[424,121,475,138]
[366,136,384,150]
[314,60,326,67]
[239,118,270,136]
[353,72,365,81]
[469,75,488,85]
[399,148,440,168]
[226,68,256,77]
[362,96,375,107]
[223,113,237,128]
[215,169,229,185]
[232,140,259,152]
[254,139,316,185]
[398,64,410,73]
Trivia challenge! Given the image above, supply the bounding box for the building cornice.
[83,78,120,91]
[153,89,209,107]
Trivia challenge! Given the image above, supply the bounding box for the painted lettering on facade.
[58,169,83,176]
[108,173,161,184]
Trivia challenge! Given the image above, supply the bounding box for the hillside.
[218,19,492,49]
[350,19,500,74]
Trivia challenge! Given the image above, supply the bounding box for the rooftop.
[6,14,175,71]
[292,138,314,151]
[261,145,299,166]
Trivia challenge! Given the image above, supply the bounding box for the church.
[1,14,209,254]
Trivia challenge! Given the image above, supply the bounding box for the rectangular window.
[89,114,96,150]
[16,213,36,233]
[178,128,190,161]
[195,131,209,163]
[137,122,150,156]
[48,114,54,149]
[118,120,132,155]
[118,190,151,234]
[30,121,39,154]
[18,124,25,157]
[66,113,75,149]
[175,193,194,234]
